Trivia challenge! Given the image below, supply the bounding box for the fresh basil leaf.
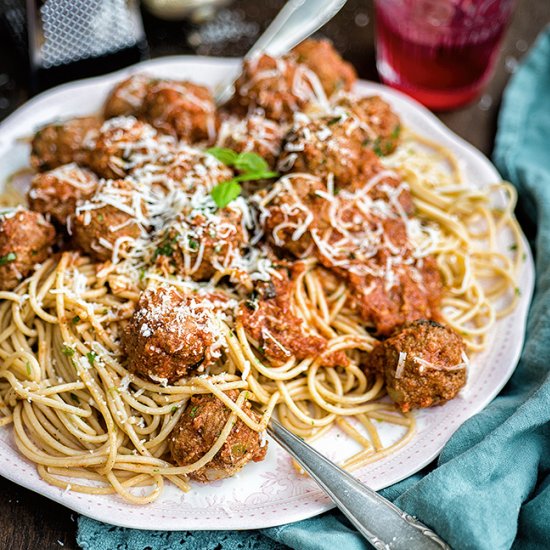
[211,180,242,208]
[206,147,239,166]
[234,152,268,173]
[233,171,279,183]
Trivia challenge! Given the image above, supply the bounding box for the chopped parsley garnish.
[231,443,248,457]
[71,315,81,325]
[188,237,199,251]
[0,252,16,266]
[373,137,384,157]
[153,236,178,260]
[327,116,342,126]
[509,243,518,251]
[206,148,278,208]
[189,406,199,418]
[61,345,75,357]
[515,287,521,296]
[86,351,97,366]
[171,405,178,413]
[391,124,401,140]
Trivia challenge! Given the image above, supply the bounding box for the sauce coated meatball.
[153,206,245,281]
[87,117,175,179]
[71,179,147,262]
[238,266,347,367]
[278,113,384,189]
[291,39,357,96]
[142,80,217,144]
[231,54,323,123]
[261,174,328,258]
[123,287,229,383]
[145,145,233,193]
[365,320,467,412]
[333,94,402,156]
[216,115,284,169]
[31,117,101,172]
[169,391,267,481]
[104,74,151,119]
[0,208,55,290]
[28,163,98,225]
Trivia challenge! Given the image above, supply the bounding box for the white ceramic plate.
[0,57,534,531]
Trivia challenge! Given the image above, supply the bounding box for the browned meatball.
[123,287,229,383]
[70,179,147,262]
[365,320,467,412]
[261,174,328,258]
[231,54,325,123]
[142,80,217,144]
[138,144,233,194]
[86,117,175,179]
[28,163,98,225]
[291,39,357,97]
[169,391,267,481]
[153,206,245,281]
[104,74,152,119]
[278,113,396,191]
[333,94,402,155]
[216,115,284,169]
[31,117,102,172]
[238,266,347,367]
[0,208,55,290]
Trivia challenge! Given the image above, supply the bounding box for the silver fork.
[268,419,451,549]
[214,0,348,105]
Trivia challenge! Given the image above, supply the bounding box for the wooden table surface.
[0,1,548,548]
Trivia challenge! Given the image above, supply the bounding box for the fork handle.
[214,0,347,105]
[267,420,451,550]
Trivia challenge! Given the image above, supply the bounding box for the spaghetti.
[0,53,523,504]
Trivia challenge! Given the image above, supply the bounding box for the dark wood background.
[0,1,548,548]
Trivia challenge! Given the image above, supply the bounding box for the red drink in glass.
[374,0,516,110]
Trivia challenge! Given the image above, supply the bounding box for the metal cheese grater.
[26,0,148,90]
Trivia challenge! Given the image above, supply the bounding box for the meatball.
[365,320,467,412]
[291,39,356,96]
[27,163,98,225]
[123,287,229,383]
[0,208,56,290]
[153,206,245,281]
[278,113,392,191]
[238,266,347,367]
[31,116,102,172]
[216,115,284,169]
[231,54,324,123]
[140,144,233,194]
[169,391,267,482]
[104,74,152,119]
[142,80,217,144]
[345,256,443,336]
[333,94,401,156]
[71,179,147,262]
[261,174,329,258]
[86,116,175,179]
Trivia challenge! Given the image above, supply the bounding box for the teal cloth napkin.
[77,27,550,550]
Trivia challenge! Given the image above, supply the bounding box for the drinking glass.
[374,0,516,110]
